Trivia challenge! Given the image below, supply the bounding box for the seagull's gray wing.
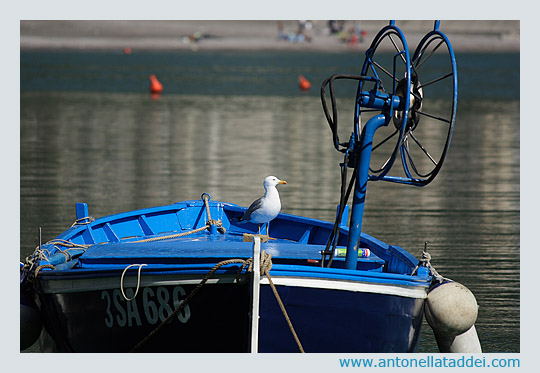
[239,197,263,222]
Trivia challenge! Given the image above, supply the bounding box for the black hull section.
[38,282,251,352]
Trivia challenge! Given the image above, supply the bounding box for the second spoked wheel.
[358,24,457,185]
[405,29,457,185]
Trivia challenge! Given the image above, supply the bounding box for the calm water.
[20,50,519,353]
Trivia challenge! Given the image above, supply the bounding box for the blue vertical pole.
[345,114,388,270]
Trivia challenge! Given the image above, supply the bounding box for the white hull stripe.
[40,274,428,299]
[260,276,428,299]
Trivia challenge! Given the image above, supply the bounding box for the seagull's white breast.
[249,198,281,224]
[249,187,281,224]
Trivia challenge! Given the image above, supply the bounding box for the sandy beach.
[20,20,519,53]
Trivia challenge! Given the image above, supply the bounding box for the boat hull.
[35,272,426,353]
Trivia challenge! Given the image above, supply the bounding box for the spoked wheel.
[357,23,411,179]
[402,27,458,185]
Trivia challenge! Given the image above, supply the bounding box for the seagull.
[237,176,287,236]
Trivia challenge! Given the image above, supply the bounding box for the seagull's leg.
[258,224,261,235]
[266,223,276,240]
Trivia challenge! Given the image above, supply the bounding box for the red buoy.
[124,47,132,54]
[149,74,163,94]
[298,75,311,91]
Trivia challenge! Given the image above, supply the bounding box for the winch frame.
[320,21,458,270]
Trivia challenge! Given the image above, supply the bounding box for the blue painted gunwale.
[34,199,430,289]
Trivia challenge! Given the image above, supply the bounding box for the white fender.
[424,281,482,353]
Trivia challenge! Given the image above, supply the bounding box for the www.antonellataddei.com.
[339,355,520,368]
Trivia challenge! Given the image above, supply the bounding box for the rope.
[131,220,227,244]
[27,246,50,263]
[411,242,449,283]
[131,195,225,244]
[49,243,89,262]
[260,250,305,353]
[130,251,305,353]
[70,216,94,227]
[131,225,210,243]
[46,239,91,249]
[203,193,212,221]
[34,264,55,277]
[22,238,91,282]
[120,264,147,301]
[130,258,247,352]
[202,193,226,233]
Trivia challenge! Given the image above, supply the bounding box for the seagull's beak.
[279,180,287,185]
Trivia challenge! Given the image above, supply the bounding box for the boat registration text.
[101,286,191,328]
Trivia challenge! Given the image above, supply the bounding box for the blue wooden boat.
[21,198,431,352]
[20,21,479,353]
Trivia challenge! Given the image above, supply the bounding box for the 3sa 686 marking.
[101,286,191,328]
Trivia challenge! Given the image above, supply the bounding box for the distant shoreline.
[20,20,519,53]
